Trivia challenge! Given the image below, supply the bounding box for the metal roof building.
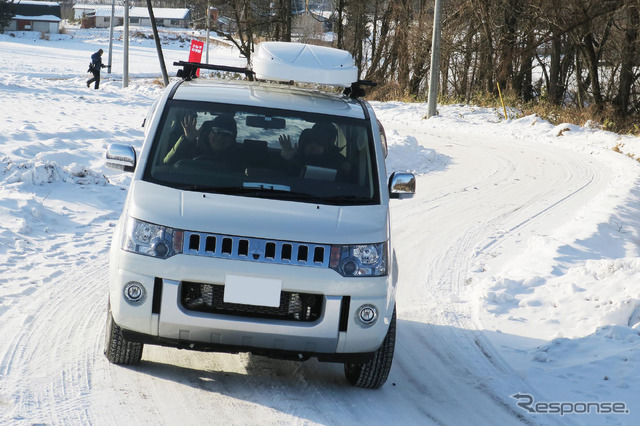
[73,4,191,29]
[2,1,62,34]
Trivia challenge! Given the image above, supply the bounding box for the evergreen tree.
[0,0,16,34]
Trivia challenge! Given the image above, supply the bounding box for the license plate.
[224,275,282,307]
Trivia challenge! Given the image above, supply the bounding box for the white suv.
[104,42,415,389]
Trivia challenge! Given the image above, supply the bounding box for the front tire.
[344,306,396,389]
[104,310,143,365]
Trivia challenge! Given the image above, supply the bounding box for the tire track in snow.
[476,152,603,256]
[0,251,109,425]
[387,129,597,425]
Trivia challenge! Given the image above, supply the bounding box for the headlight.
[329,242,388,277]
[122,217,184,259]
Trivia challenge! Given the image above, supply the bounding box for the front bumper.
[109,249,396,358]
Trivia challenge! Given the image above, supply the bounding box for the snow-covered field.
[2,24,640,425]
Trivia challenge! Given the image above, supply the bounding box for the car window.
[142,97,161,137]
[377,119,388,158]
[143,100,380,205]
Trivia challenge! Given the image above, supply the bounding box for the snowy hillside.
[1,24,640,425]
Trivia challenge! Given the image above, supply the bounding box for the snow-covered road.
[386,124,610,426]
[3,109,588,425]
[2,27,640,425]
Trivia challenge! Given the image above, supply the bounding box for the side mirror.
[388,172,415,199]
[106,144,136,173]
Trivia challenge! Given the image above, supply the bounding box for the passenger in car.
[163,114,243,170]
[278,122,352,178]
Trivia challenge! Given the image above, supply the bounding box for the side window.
[143,97,161,137]
[151,107,200,167]
[377,119,388,158]
[152,110,182,166]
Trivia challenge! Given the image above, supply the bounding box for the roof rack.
[344,80,377,99]
[174,61,255,81]
[173,60,377,99]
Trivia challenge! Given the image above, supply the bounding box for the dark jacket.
[89,51,104,71]
[284,128,351,179]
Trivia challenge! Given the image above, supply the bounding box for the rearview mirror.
[246,115,286,129]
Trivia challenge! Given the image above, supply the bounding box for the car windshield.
[143,100,380,205]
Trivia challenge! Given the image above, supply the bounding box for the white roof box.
[252,42,358,87]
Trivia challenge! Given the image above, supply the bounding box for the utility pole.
[205,0,210,64]
[427,0,443,118]
[146,0,169,86]
[107,0,114,73]
[123,0,129,88]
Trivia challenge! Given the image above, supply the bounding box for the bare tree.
[177,0,640,122]
[273,0,292,41]
[613,0,640,115]
[208,0,273,62]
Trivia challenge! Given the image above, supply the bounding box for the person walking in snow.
[86,49,106,90]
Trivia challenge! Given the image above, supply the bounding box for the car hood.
[126,181,388,244]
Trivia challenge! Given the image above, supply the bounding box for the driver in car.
[163,114,242,169]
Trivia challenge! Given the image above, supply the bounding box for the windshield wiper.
[240,182,317,200]
[173,184,248,194]
[249,188,317,200]
[322,195,373,204]
[174,183,316,200]
[243,182,290,191]
[173,182,369,203]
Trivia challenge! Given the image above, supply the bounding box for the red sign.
[188,39,204,76]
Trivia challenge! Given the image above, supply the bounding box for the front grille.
[183,231,331,268]
[181,281,323,322]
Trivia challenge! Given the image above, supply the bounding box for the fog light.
[355,304,378,327]
[124,282,145,303]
